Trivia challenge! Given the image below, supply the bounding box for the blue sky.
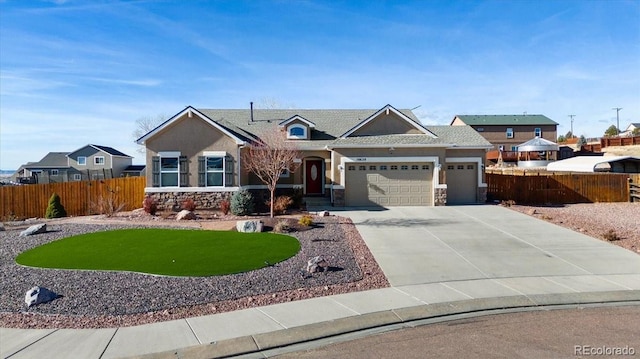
[1,0,639,170]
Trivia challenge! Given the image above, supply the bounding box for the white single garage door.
[445,162,477,204]
[345,163,433,206]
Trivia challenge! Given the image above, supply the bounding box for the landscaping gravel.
[0,216,388,329]
[507,202,640,254]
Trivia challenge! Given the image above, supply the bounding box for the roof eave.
[136,106,246,146]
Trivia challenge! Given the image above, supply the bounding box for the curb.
[130,290,640,359]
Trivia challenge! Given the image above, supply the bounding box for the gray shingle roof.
[25,152,70,168]
[192,108,491,148]
[426,126,492,147]
[198,108,421,140]
[455,115,558,126]
[91,145,131,157]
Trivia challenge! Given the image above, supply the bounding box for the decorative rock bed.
[0,215,389,329]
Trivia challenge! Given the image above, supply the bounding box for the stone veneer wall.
[434,187,447,206]
[478,186,487,203]
[332,189,345,207]
[146,191,234,211]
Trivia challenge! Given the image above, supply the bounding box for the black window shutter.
[198,156,205,186]
[179,156,188,187]
[151,156,160,187]
[225,156,234,186]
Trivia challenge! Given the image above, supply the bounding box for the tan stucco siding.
[243,149,329,186]
[351,114,422,136]
[450,118,467,126]
[145,115,239,187]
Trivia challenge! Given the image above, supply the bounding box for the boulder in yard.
[25,286,60,307]
[236,220,263,233]
[19,223,47,237]
[307,255,329,273]
[176,210,197,221]
[318,210,330,217]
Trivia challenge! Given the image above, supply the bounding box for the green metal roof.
[455,115,558,126]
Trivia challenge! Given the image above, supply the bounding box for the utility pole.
[568,115,575,137]
[612,107,622,135]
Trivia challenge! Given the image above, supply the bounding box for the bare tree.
[242,128,301,217]
[255,97,296,109]
[132,114,167,153]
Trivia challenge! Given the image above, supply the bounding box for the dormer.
[279,115,316,140]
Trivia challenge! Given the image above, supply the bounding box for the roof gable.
[26,152,71,168]
[136,106,246,145]
[452,115,558,126]
[278,115,316,128]
[341,105,436,138]
[68,144,131,158]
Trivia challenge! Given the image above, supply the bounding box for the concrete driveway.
[341,205,640,286]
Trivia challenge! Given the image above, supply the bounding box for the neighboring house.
[620,123,640,137]
[121,165,146,177]
[12,145,135,183]
[136,104,492,208]
[451,114,558,165]
[67,144,133,180]
[12,152,79,184]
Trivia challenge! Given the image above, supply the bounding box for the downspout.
[237,145,245,188]
[330,149,335,205]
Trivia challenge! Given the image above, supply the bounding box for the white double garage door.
[345,161,477,206]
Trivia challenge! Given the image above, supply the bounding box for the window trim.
[287,124,307,139]
[159,155,180,187]
[51,169,59,176]
[198,152,234,187]
[534,128,542,137]
[94,156,105,165]
[77,156,87,166]
[506,128,514,139]
[73,174,81,181]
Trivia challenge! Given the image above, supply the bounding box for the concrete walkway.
[2,206,640,359]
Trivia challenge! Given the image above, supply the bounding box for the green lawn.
[16,228,300,277]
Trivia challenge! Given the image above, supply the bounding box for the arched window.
[288,125,306,139]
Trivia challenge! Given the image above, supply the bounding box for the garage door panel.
[446,162,477,204]
[345,162,433,206]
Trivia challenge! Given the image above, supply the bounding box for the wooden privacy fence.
[487,173,640,204]
[0,176,146,219]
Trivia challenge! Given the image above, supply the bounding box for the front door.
[305,159,323,195]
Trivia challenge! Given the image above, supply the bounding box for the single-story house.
[547,156,640,173]
[136,104,492,209]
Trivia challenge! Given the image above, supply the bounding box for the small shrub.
[45,193,67,219]
[231,189,254,216]
[603,229,621,241]
[501,200,516,207]
[182,198,196,211]
[269,195,293,215]
[273,220,291,233]
[219,199,231,215]
[291,188,304,209]
[142,196,158,215]
[298,214,314,227]
[92,196,126,217]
